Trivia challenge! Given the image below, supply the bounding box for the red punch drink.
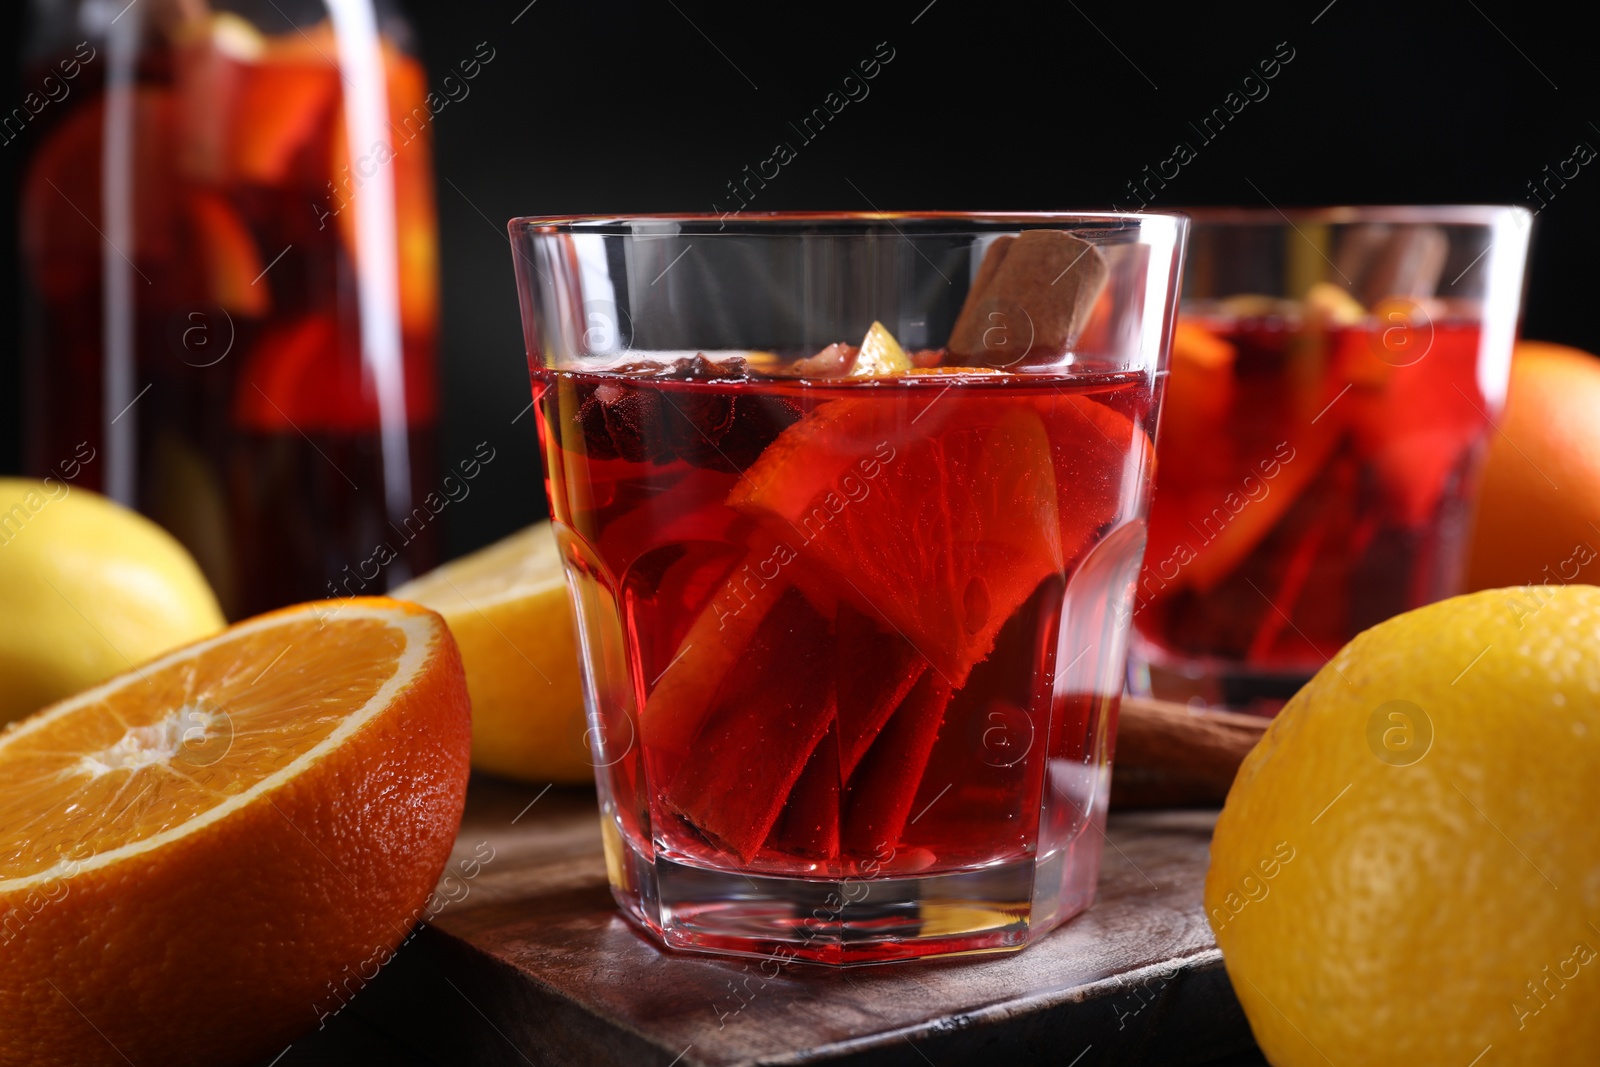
[1136,313,1489,687]
[535,363,1153,881]
[19,10,439,617]
[512,214,1187,964]
[1127,208,1531,709]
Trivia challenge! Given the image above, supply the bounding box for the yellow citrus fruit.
[393,521,590,782]
[1468,342,1600,592]
[0,598,472,1067]
[1206,586,1600,1066]
[0,478,224,725]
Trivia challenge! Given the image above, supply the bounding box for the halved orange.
[0,598,470,1067]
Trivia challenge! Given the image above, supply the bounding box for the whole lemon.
[392,521,591,783]
[1207,585,1600,1066]
[0,478,224,723]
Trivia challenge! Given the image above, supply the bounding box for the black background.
[4,0,1597,560]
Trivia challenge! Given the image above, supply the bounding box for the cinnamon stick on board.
[1111,696,1270,809]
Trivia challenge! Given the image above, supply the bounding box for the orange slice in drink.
[1146,410,1344,595]
[1154,320,1237,473]
[244,25,342,182]
[1342,321,1489,526]
[330,46,439,339]
[1035,389,1152,564]
[187,191,268,316]
[639,532,791,757]
[0,599,470,1067]
[20,88,182,304]
[1145,318,1347,595]
[231,312,437,431]
[176,15,340,186]
[729,394,1062,685]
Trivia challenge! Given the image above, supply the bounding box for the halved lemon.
[393,522,591,783]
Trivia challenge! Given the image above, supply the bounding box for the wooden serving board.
[341,778,1258,1066]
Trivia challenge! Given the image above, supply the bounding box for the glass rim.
[1175,204,1531,227]
[506,209,1190,237]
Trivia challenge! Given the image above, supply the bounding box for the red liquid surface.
[19,26,438,617]
[534,364,1156,878]
[1135,315,1492,689]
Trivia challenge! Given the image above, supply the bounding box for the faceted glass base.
[602,806,1106,965]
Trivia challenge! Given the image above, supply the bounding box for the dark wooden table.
[273,778,1265,1066]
